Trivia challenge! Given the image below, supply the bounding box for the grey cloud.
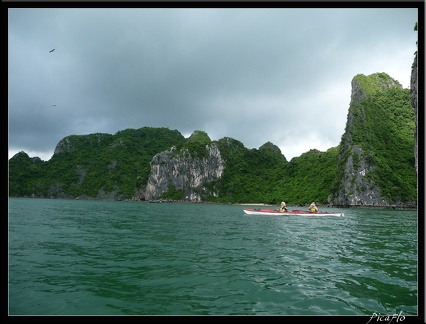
[8,8,418,161]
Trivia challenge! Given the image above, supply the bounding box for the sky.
[8,7,419,162]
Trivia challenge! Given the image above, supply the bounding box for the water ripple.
[9,199,417,315]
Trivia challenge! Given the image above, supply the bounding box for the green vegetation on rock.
[330,73,416,204]
[9,74,417,207]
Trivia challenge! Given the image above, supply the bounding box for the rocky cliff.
[328,73,416,208]
[410,23,418,175]
[9,75,417,206]
[143,143,225,202]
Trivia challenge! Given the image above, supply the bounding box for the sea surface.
[8,198,418,317]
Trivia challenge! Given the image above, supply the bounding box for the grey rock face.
[329,145,385,206]
[410,47,418,175]
[328,73,416,208]
[145,144,225,201]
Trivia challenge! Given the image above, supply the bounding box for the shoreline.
[8,196,418,210]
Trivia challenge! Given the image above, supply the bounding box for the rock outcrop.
[410,23,418,175]
[328,145,384,206]
[328,73,416,208]
[144,144,225,202]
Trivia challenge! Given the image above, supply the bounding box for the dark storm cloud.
[8,8,418,161]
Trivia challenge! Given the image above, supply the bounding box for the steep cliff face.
[328,73,416,208]
[144,143,225,202]
[328,145,384,206]
[410,32,418,175]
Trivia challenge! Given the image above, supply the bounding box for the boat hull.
[243,208,344,217]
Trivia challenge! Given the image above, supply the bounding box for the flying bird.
[52,105,56,107]
[49,49,55,53]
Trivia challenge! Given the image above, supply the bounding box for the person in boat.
[309,202,319,213]
[279,201,288,212]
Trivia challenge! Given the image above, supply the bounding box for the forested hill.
[9,73,417,208]
[328,73,416,208]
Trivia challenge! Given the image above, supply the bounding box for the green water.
[8,198,418,316]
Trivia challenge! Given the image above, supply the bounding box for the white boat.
[243,208,344,217]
